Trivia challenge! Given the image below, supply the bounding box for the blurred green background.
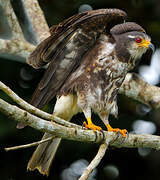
[1,0,160,180]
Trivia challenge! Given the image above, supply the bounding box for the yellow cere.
[138,39,151,48]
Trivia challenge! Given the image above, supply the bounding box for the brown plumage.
[24,9,154,175]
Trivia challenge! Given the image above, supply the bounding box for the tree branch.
[5,136,54,151]
[0,38,35,61]
[0,1,159,179]
[0,81,80,129]
[0,80,160,150]
[120,73,160,109]
[0,0,49,62]
[0,0,24,39]
[79,142,109,180]
[1,79,160,180]
[22,0,50,42]
[0,97,160,150]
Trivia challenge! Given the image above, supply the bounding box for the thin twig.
[79,142,109,180]
[5,136,54,151]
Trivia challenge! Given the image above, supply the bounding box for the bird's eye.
[136,38,142,43]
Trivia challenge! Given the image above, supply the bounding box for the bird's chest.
[98,55,129,79]
[87,54,128,112]
[88,73,124,112]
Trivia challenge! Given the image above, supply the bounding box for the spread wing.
[28,9,127,108]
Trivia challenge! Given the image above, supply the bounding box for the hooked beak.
[148,43,155,52]
[138,39,155,53]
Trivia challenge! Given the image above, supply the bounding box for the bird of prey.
[24,9,154,175]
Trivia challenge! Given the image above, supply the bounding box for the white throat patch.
[128,46,147,60]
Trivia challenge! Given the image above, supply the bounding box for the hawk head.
[110,22,154,64]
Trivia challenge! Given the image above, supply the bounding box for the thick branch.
[0,97,160,150]
[0,39,35,60]
[0,0,24,39]
[0,0,49,62]
[120,73,160,109]
[22,0,50,42]
[0,0,36,61]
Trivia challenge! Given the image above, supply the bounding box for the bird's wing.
[28,9,127,108]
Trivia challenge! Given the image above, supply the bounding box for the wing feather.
[29,9,127,108]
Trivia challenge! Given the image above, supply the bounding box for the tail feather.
[27,95,79,175]
[27,133,61,176]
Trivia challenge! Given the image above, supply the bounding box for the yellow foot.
[106,124,127,137]
[83,117,102,131]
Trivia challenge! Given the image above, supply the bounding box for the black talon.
[93,130,98,142]
[118,131,129,145]
[110,131,125,144]
[113,131,121,142]
[119,137,126,144]
[125,131,129,140]
[100,129,105,141]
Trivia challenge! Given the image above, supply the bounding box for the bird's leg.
[77,94,102,132]
[81,107,102,131]
[106,124,127,138]
[83,117,102,131]
[100,113,127,138]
